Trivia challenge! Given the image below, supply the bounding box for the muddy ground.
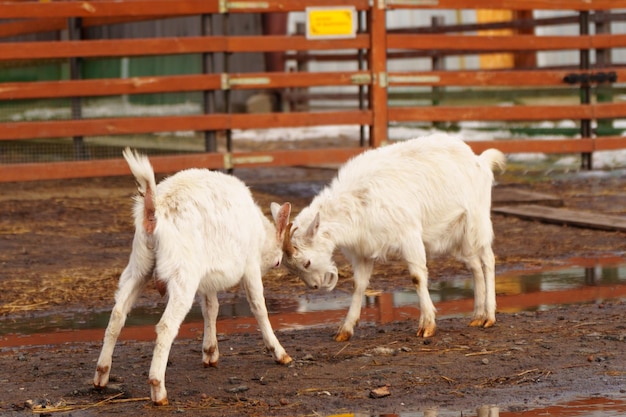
[0,165,625,416]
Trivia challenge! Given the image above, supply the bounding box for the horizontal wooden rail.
[4,67,622,101]
[593,102,626,120]
[468,137,625,155]
[468,139,595,155]
[388,34,626,52]
[1,0,624,19]
[390,103,626,123]
[4,33,624,62]
[386,0,626,11]
[390,104,593,122]
[0,71,371,100]
[0,147,366,182]
[0,35,370,61]
[0,111,373,140]
[388,68,626,87]
[0,0,371,19]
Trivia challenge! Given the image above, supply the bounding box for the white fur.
[94,148,292,405]
[283,133,506,341]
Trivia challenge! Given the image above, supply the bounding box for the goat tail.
[478,148,506,173]
[123,147,157,234]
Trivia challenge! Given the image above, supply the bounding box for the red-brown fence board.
[388,69,626,87]
[385,0,626,11]
[388,34,626,51]
[0,35,371,61]
[390,105,595,123]
[0,148,365,182]
[0,0,371,18]
[0,111,373,141]
[0,72,371,100]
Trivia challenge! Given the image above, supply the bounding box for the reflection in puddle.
[327,396,626,416]
[1,258,625,346]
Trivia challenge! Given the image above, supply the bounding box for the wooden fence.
[1,0,626,182]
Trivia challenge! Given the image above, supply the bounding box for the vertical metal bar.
[367,2,388,148]
[357,10,366,147]
[594,10,613,136]
[68,17,86,160]
[431,15,444,130]
[202,14,217,153]
[223,13,233,172]
[579,11,592,170]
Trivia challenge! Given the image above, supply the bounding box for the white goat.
[282,133,505,341]
[94,148,292,405]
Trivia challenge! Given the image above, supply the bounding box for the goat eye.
[304,260,311,269]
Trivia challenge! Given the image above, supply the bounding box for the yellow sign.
[306,7,356,39]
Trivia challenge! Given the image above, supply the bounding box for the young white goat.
[282,133,506,341]
[94,148,292,405]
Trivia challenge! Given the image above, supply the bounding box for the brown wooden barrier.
[1,0,625,182]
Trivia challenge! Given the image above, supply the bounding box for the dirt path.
[0,167,625,416]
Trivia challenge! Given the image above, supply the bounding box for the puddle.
[327,396,626,416]
[1,257,625,348]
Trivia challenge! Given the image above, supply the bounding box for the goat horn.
[282,222,296,257]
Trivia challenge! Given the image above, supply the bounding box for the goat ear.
[270,202,281,222]
[272,202,291,237]
[305,212,320,239]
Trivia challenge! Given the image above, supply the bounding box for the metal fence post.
[579,11,592,170]
[595,10,613,136]
[202,14,217,153]
[68,17,86,160]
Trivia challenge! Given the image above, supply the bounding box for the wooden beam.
[388,68,626,87]
[0,71,371,100]
[0,18,65,38]
[390,104,596,122]
[468,139,595,154]
[385,0,626,11]
[493,204,626,232]
[0,35,370,60]
[0,110,372,140]
[0,148,366,182]
[0,0,371,19]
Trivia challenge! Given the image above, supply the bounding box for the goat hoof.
[417,325,436,338]
[469,318,495,328]
[482,319,496,328]
[469,318,485,327]
[153,398,169,406]
[203,360,218,368]
[334,331,352,342]
[277,354,293,365]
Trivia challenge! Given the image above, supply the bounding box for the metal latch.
[388,75,441,84]
[563,71,617,85]
[387,0,439,5]
[219,1,269,13]
[221,74,270,89]
[223,154,274,169]
[350,73,372,85]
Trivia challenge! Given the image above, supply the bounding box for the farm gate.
[0,0,625,182]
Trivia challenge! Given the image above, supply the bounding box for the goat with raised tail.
[282,133,506,341]
[94,148,293,406]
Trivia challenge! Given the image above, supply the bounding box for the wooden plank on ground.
[492,187,563,207]
[492,204,626,232]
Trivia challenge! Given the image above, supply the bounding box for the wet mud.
[1,167,625,416]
